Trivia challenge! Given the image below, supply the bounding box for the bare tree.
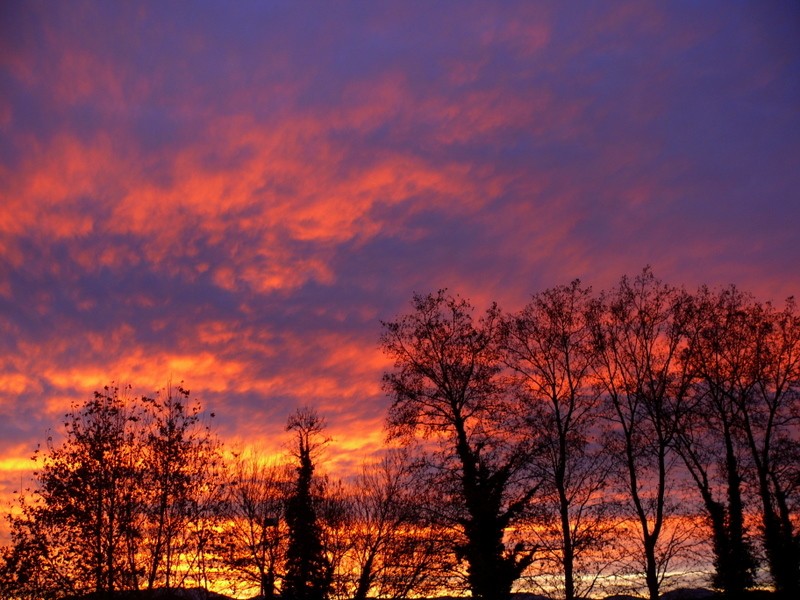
[327,450,454,600]
[138,383,223,590]
[674,285,758,594]
[381,291,539,600]
[502,281,614,600]
[219,452,289,598]
[736,297,800,595]
[589,269,696,600]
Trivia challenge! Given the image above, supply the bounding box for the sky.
[1,0,799,541]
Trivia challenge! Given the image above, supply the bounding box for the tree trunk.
[456,418,517,600]
[353,553,374,600]
[723,425,755,594]
[769,473,800,597]
[558,480,575,600]
[644,535,659,600]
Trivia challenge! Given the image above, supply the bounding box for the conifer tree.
[283,408,331,600]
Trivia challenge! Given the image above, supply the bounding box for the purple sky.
[1,1,799,535]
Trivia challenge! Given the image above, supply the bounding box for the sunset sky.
[1,1,799,541]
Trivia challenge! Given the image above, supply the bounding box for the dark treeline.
[1,269,799,600]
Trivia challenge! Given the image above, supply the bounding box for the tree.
[674,285,758,595]
[0,383,223,598]
[589,269,696,600]
[327,450,454,600]
[138,383,224,590]
[1,386,143,597]
[381,291,539,600]
[502,281,614,600]
[219,453,289,598]
[283,407,332,600]
[736,297,800,595]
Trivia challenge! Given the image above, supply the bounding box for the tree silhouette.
[735,297,800,596]
[326,450,453,600]
[381,291,539,600]
[219,454,288,598]
[589,269,696,600]
[675,285,758,595]
[502,281,613,600]
[1,386,143,596]
[0,383,222,598]
[139,384,223,590]
[283,407,332,600]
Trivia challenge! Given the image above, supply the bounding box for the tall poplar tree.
[502,281,612,600]
[589,269,695,600]
[674,286,757,595]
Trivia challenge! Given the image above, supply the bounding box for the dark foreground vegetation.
[2,269,799,600]
[56,587,793,600]
[64,588,232,600]
[58,587,792,600]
